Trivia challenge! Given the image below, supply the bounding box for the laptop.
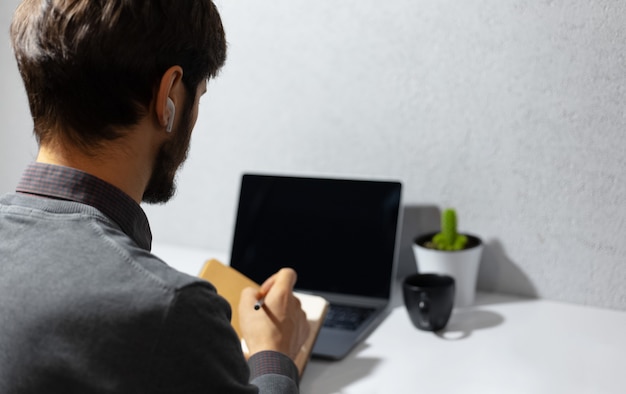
[229,173,402,360]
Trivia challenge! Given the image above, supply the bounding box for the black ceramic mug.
[403,273,455,332]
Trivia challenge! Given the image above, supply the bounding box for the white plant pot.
[412,233,483,308]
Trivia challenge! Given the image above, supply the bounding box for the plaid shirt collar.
[16,162,152,250]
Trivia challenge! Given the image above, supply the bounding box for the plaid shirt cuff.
[248,351,299,386]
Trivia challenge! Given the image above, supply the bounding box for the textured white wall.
[1,1,625,310]
[0,2,36,188]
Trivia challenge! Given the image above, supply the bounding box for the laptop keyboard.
[322,304,377,331]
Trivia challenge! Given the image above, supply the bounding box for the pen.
[254,298,265,310]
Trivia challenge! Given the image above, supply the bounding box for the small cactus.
[429,208,467,251]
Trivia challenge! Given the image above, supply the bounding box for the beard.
[142,100,194,204]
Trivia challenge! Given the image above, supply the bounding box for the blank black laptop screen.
[229,174,402,299]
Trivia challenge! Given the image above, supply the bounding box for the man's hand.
[238,268,310,360]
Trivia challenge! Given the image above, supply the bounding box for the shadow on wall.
[396,205,440,279]
[397,205,538,299]
[477,239,538,299]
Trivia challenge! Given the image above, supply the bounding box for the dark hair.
[10,0,227,149]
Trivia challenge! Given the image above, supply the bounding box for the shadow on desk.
[436,308,505,341]
[304,343,381,394]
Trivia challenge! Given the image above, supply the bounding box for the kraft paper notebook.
[198,259,329,376]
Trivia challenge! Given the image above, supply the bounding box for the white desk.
[152,243,626,394]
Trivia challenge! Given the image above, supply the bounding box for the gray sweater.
[0,170,298,393]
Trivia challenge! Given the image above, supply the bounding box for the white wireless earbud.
[165,98,176,133]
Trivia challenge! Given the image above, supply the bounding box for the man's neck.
[36,136,154,204]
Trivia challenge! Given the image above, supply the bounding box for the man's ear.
[156,66,184,133]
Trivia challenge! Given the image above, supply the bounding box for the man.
[0,0,310,393]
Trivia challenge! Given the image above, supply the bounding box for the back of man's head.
[10,0,227,150]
